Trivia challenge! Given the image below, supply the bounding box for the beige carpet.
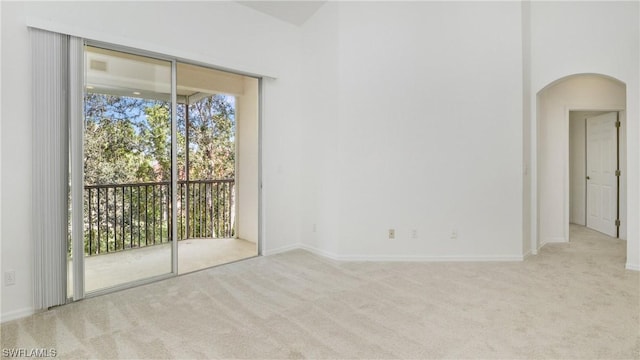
[1,225,638,359]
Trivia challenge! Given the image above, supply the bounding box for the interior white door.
[586,112,618,237]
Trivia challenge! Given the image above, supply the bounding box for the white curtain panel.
[30,28,83,309]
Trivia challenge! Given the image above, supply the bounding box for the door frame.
[565,106,625,242]
[71,39,264,301]
[72,40,179,300]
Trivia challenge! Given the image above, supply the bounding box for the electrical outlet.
[411,229,418,239]
[5,270,16,286]
[450,229,458,239]
[388,229,395,239]
[312,223,317,233]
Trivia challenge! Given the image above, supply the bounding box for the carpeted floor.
[1,225,638,359]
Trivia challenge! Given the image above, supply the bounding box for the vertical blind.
[30,28,83,309]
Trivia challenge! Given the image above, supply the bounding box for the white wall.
[1,1,302,321]
[527,1,639,269]
[1,2,33,322]
[521,1,532,257]
[4,0,638,323]
[299,2,524,260]
[236,77,259,244]
[297,2,341,256]
[260,76,303,254]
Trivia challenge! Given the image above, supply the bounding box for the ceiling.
[237,1,326,26]
[86,46,251,103]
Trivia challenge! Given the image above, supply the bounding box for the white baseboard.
[274,243,524,262]
[298,244,342,260]
[1,307,35,323]
[328,254,524,262]
[540,236,568,246]
[625,262,640,271]
[262,243,302,256]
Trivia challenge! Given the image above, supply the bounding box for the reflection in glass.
[80,46,173,292]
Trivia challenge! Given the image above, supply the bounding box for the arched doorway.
[534,73,626,253]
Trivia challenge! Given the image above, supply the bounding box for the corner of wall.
[521,0,532,259]
[1,307,35,324]
[262,243,302,256]
[625,262,640,271]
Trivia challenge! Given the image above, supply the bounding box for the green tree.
[187,94,236,180]
[83,94,149,185]
[84,92,236,185]
[82,92,237,253]
[139,104,171,181]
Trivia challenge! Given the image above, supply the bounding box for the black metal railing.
[84,179,235,256]
[178,179,235,240]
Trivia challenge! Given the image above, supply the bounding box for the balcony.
[76,51,260,294]
[73,179,257,293]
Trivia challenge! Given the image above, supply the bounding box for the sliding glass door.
[176,63,259,274]
[81,46,174,293]
[70,43,260,299]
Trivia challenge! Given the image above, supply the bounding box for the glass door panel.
[176,63,259,274]
[83,46,173,292]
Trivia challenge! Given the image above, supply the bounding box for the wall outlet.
[388,229,395,239]
[312,223,317,233]
[4,270,16,286]
[450,229,458,239]
[411,229,418,239]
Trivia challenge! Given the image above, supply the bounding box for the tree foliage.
[82,92,237,253]
[186,95,236,180]
[84,94,149,185]
[84,93,235,185]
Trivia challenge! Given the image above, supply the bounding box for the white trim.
[299,244,341,260]
[324,253,524,262]
[267,243,524,262]
[1,307,35,324]
[625,263,640,271]
[25,17,277,80]
[540,236,568,245]
[263,243,301,256]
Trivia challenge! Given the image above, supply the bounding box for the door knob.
[586,176,590,180]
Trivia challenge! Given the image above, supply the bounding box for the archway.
[534,73,626,255]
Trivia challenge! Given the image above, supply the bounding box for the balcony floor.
[69,238,257,295]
